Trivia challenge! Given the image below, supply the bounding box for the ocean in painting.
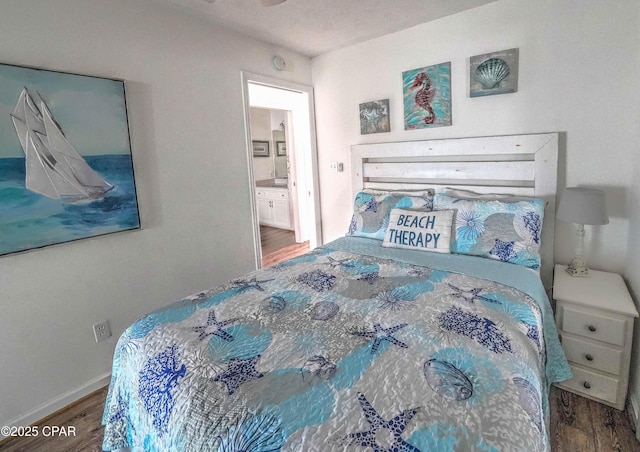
[0,154,140,256]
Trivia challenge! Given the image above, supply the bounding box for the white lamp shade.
[557,187,609,225]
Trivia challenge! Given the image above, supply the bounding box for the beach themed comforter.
[102,236,570,452]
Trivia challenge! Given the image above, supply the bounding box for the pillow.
[347,191,433,240]
[382,208,454,253]
[363,188,434,196]
[363,188,434,211]
[443,187,534,201]
[433,193,545,269]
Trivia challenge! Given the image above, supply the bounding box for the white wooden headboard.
[351,133,559,290]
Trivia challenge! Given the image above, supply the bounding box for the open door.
[241,72,322,269]
[283,110,303,243]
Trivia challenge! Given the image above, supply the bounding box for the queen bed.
[102,133,570,451]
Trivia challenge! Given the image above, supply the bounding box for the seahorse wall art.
[403,62,452,130]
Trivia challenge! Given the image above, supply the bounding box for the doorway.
[241,72,321,269]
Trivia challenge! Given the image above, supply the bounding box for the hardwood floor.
[260,225,309,267]
[549,386,640,451]
[2,386,638,451]
[0,386,107,452]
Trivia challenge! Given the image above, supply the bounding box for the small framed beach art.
[359,99,390,134]
[470,48,519,97]
[403,62,452,129]
[253,140,270,157]
[276,141,286,156]
[0,62,140,257]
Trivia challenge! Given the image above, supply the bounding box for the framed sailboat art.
[0,62,140,257]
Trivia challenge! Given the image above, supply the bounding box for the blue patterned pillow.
[347,190,433,240]
[433,193,545,269]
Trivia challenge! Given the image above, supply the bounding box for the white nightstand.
[553,264,638,410]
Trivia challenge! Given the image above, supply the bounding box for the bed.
[102,133,571,451]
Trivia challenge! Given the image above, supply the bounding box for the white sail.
[30,133,86,198]
[23,129,59,197]
[10,90,29,151]
[10,88,113,202]
[24,91,46,135]
[11,93,62,198]
[41,102,112,190]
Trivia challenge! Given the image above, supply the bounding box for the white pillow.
[443,187,533,202]
[382,208,454,253]
[364,188,434,197]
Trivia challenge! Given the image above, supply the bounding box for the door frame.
[241,71,322,269]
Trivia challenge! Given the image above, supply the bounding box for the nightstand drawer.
[562,365,620,405]
[561,305,626,346]
[561,335,623,375]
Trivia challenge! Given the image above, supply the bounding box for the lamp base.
[566,258,589,277]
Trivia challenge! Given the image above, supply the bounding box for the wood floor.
[549,386,640,451]
[2,385,639,451]
[260,225,309,267]
[0,386,108,452]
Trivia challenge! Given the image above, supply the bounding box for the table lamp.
[557,187,609,276]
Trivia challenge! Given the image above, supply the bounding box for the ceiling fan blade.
[260,0,286,6]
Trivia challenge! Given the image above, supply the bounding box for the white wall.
[0,0,311,429]
[312,0,638,278]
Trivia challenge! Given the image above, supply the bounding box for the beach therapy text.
[387,213,441,248]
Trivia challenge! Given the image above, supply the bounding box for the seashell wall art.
[470,48,519,97]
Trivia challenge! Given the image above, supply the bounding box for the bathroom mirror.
[273,129,287,179]
[250,107,288,184]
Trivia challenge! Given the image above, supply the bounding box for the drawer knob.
[587,325,597,332]
[585,354,594,361]
[583,381,591,389]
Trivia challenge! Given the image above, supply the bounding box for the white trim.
[1,372,111,440]
[240,72,262,270]
[351,133,559,289]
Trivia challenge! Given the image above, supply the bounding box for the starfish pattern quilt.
[102,237,570,451]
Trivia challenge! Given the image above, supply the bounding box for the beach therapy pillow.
[382,208,454,253]
[433,193,545,269]
[347,190,434,240]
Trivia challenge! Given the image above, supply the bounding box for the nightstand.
[553,264,638,410]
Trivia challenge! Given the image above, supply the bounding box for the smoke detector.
[273,55,286,71]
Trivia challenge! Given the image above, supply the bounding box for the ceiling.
[151,0,498,57]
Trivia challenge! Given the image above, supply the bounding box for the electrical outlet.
[93,320,112,342]
[329,161,338,172]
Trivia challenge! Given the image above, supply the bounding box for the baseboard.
[0,372,111,441]
[630,389,640,441]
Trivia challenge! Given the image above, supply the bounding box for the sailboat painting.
[0,63,140,257]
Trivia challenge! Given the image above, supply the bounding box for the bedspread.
[102,237,570,451]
